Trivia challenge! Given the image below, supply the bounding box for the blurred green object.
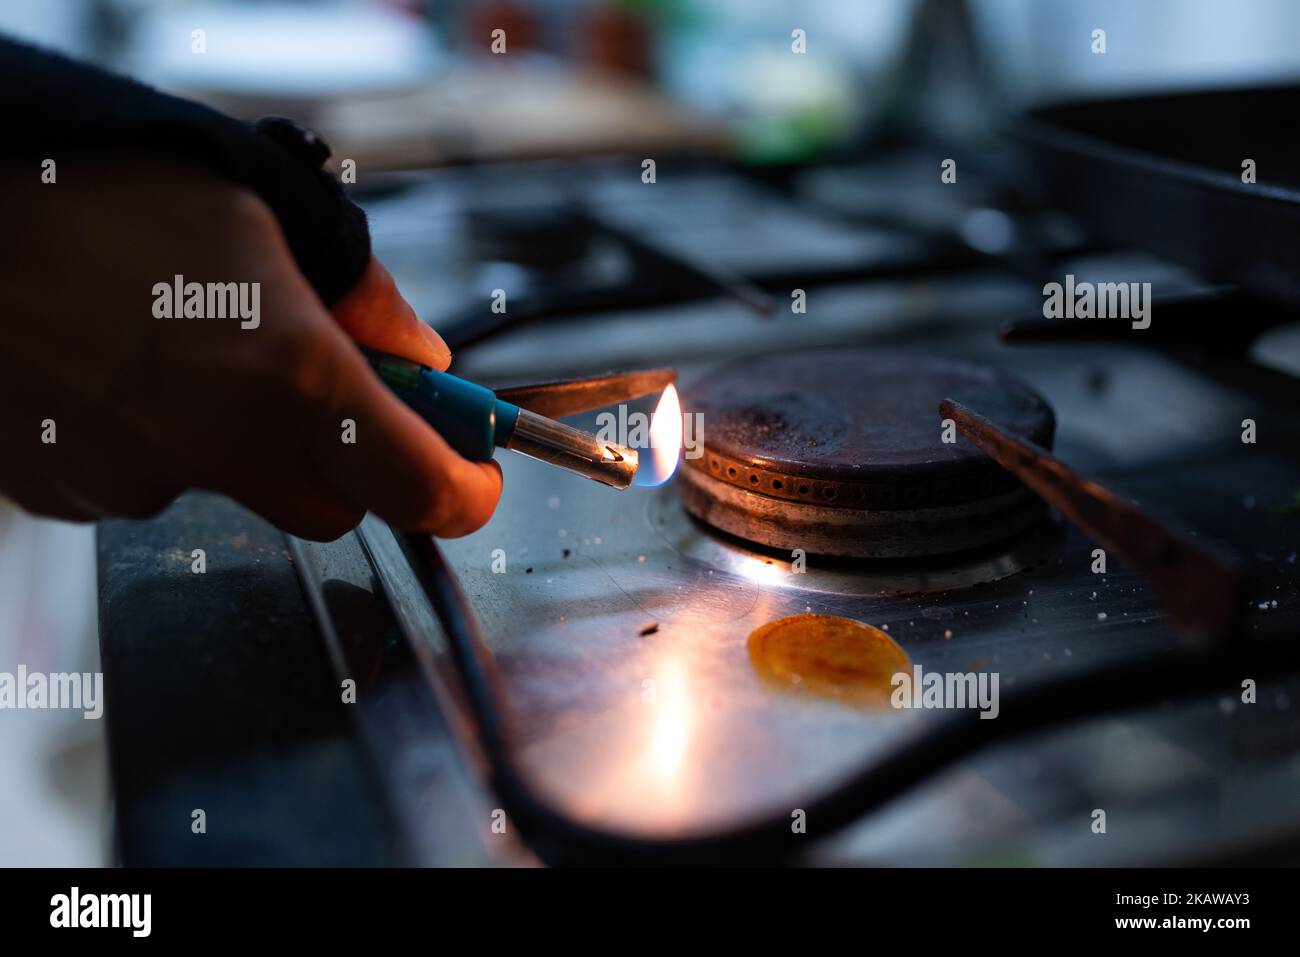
[657,1,905,165]
[735,101,846,164]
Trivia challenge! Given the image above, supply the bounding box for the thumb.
[330,256,452,371]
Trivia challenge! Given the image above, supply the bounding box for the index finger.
[330,256,453,371]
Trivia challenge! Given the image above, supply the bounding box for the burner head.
[679,349,1056,558]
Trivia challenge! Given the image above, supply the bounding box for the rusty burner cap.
[679,349,1056,559]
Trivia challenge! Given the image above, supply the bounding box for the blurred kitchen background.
[11,0,1300,167]
[5,0,1300,865]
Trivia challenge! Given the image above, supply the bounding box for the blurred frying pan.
[1019,85,1300,307]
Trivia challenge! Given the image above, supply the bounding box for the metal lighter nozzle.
[506,408,638,489]
[363,347,638,489]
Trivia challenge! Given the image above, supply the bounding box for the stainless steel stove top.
[286,158,1300,865]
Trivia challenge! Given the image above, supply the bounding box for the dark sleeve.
[0,34,369,306]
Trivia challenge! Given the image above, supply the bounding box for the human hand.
[0,151,501,540]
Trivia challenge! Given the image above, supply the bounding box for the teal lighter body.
[366,349,519,461]
[364,349,637,488]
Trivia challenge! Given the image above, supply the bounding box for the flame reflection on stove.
[564,651,698,828]
[648,656,690,780]
[633,385,682,487]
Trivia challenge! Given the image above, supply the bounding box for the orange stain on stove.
[748,614,909,709]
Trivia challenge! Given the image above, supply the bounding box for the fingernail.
[417,321,453,365]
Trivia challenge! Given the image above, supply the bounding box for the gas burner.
[679,349,1056,559]
[646,489,1063,596]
